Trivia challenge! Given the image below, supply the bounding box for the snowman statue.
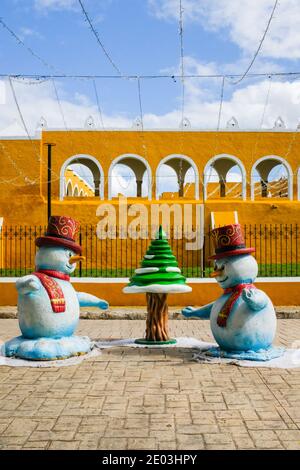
[5,216,109,361]
[182,224,284,360]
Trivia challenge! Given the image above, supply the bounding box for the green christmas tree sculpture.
[123,226,191,344]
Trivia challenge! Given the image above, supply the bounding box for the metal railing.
[0,224,299,278]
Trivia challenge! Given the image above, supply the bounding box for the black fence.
[0,224,299,278]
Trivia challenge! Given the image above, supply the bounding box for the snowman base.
[202,346,285,362]
[4,335,92,361]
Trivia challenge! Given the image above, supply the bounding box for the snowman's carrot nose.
[210,269,223,278]
[69,255,85,264]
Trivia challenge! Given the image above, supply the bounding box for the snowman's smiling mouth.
[218,276,229,283]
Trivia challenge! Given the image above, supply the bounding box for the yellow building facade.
[0,129,299,227]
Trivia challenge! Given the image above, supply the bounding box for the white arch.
[203,154,246,200]
[60,154,104,200]
[73,184,79,197]
[251,155,293,201]
[108,154,152,200]
[65,179,73,196]
[156,154,200,200]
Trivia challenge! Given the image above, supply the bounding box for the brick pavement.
[0,318,300,450]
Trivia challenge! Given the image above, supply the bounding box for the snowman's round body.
[210,254,277,352]
[210,292,276,352]
[18,275,80,339]
[5,245,92,360]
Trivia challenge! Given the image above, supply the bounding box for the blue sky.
[1,0,300,133]
[1,0,299,191]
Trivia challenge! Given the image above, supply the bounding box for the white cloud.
[149,0,300,60]
[1,63,300,140]
[0,78,132,136]
[19,27,43,40]
[140,77,300,130]
[34,0,77,11]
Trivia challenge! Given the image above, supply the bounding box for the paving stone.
[1,318,300,450]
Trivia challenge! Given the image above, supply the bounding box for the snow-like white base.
[95,337,300,369]
[194,348,300,368]
[0,343,100,368]
[123,284,192,294]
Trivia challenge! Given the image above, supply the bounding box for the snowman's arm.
[16,275,40,295]
[242,288,268,311]
[181,302,214,319]
[76,292,109,310]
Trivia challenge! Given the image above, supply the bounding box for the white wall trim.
[203,154,247,201]
[108,153,152,200]
[250,155,293,201]
[59,154,104,201]
[156,154,200,200]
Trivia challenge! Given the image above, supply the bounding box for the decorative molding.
[226,117,239,129]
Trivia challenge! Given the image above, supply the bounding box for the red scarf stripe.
[217,283,256,328]
[36,269,70,281]
[32,270,69,313]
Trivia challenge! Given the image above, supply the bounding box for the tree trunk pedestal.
[135,293,177,345]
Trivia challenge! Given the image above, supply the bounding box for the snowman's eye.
[68,251,73,258]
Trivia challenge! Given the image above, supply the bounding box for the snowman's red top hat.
[209,223,255,260]
[36,216,82,254]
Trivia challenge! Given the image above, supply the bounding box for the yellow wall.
[0,129,300,227]
[0,279,299,307]
[64,168,94,197]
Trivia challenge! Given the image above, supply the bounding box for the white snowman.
[5,216,108,361]
[182,224,283,360]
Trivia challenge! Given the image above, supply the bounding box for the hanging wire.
[8,76,60,183]
[3,71,300,80]
[10,76,50,86]
[230,0,279,85]
[0,17,63,75]
[217,76,225,131]
[77,0,123,76]
[8,77,33,143]
[250,75,273,167]
[92,79,105,129]
[179,0,185,126]
[52,78,68,130]
[137,77,144,131]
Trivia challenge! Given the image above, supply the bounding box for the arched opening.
[65,180,73,197]
[60,154,104,200]
[251,156,292,200]
[156,155,199,200]
[204,154,246,200]
[73,185,79,197]
[108,154,152,199]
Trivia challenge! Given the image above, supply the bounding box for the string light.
[77,0,123,76]
[3,71,300,80]
[230,0,279,85]
[0,17,63,75]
